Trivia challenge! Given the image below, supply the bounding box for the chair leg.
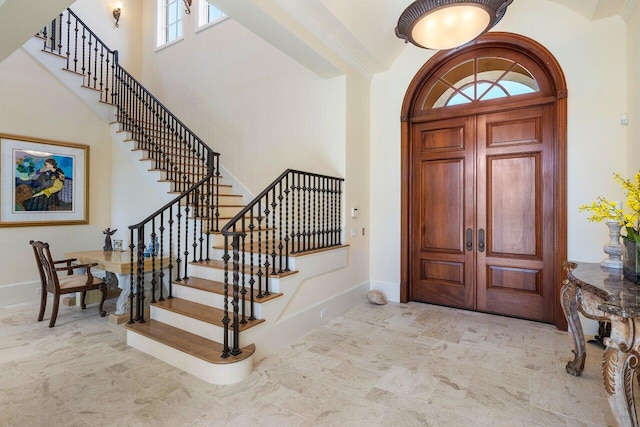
[80,291,87,309]
[38,289,47,321]
[49,295,60,328]
[98,285,107,317]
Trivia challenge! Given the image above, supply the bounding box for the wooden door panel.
[410,118,475,310]
[487,153,540,257]
[476,106,555,322]
[420,160,464,252]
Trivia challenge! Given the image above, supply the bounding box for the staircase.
[24,9,349,385]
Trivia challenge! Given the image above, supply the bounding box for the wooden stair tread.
[175,277,283,302]
[212,243,349,258]
[190,259,298,278]
[125,319,255,364]
[152,298,264,331]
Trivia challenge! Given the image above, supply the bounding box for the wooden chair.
[30,240,107,327]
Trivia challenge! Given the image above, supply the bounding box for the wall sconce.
[113,2,122,28]
[183,0,192,14]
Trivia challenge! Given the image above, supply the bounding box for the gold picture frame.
[0,133,89,227]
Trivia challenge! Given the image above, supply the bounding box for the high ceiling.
[0,0,637,79]
[260,0,639,78]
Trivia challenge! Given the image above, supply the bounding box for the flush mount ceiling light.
[396,0,513,50]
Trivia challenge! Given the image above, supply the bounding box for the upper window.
[423,56,540,109]
[157,0,183,46]
[198,1,227,28]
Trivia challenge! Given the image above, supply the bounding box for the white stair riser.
[126,330,253,385]
[188,264,281,293]
[150,305,260,348]
[209,248,297,271]
[172,283,263,319]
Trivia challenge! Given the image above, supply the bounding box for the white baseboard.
[369,280,400,303]
[253,280,369,361]
[0,281,40,307]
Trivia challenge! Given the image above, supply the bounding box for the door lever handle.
[478,228,485,253]
[465,228,473,251]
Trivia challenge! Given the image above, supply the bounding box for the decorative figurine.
[144,236,159,258]
[103,228,117,251]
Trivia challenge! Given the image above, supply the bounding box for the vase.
[623,237,640,284]
[601,220,624,269]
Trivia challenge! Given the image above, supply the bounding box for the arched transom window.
[423,56,540,109]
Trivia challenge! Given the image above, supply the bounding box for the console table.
[65,250,170,317]
[561,261,640,426]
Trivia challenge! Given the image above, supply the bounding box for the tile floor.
[0,297,620,426]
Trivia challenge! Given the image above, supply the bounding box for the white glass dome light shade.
[395,0,513,50]
[410,5,491,50]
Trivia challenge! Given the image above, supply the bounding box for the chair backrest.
[29,240,60,292]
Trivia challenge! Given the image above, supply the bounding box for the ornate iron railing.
[221,170,343,357]
[39,10,345,359]
[39,10,221,324]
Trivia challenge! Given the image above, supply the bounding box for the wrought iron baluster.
[284,174,290,271]
[159,211,166,301]
[221,235,231,358]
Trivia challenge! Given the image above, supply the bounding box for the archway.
[399,32,568,329]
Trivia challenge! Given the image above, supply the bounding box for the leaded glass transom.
[423,57,539,109]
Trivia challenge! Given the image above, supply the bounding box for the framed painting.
[0,134,89,227]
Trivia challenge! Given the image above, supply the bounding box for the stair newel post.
[231,233,242,356]
[284,173,290,271]
[221,235,231,358]
[127,228,136,325]
[175,201,183,282]
[136,228,146,323]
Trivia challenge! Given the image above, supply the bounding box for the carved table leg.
[603,346,639,427]
[114,273,132,315]
[560,279,586,376]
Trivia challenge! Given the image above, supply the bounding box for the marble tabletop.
[568,261,640,318]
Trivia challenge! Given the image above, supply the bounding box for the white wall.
[134,0,370,317]
[139,0,345,194]
[0,49,112,303]
[370,0,629,300]
[628,5,640,173]
[0,0,146,305]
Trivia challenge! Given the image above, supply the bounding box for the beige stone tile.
[0,299,630,426]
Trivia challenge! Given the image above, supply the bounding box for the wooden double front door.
[410,105,556,322]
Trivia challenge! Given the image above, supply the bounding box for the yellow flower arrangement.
[579,171,640,243]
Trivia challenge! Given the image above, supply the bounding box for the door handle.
[478,228,485,253]
[465,228,473,251]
